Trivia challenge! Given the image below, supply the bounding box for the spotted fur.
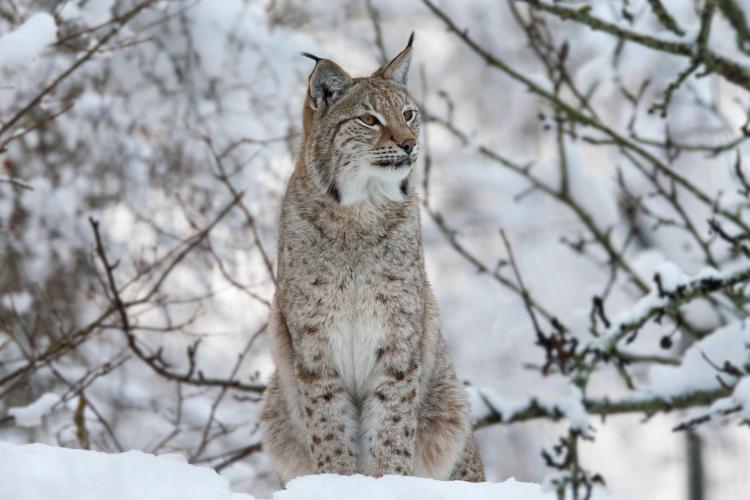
[259,35,485,485]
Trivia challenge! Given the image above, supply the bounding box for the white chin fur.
[338,162,411,206]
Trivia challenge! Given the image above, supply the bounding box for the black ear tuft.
[406,32,415,48]
[301,52,322,62]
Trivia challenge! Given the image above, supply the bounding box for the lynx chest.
[327,276,393,400]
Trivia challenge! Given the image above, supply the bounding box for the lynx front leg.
[293,330,358,475]
[362,348,420,477]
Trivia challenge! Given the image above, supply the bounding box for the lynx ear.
[302,53,353,112]
[373,32,414,86]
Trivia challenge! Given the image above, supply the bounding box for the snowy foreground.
[0,441,554,500]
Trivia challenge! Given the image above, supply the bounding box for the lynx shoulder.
[259,33,485,484]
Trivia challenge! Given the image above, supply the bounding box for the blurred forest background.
[2,1,750,499]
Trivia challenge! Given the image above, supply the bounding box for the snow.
[0,290,33,313]
[700,376,750,425]
[732,378,750,421]
[7,393,61,428]
[276,474,553,500]
[652,261,689,290]
[552,386,590,432]
[79,0,115,26]
[0,441,562,500]
[58,0,115,26]
[468,385,590,433]
[468,386,531,422]
[644,321,750,398]
[0,441,252,500]
[58,3,83,22]
[0,12,56,69]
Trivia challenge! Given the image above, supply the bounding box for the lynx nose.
[398,138,416,154]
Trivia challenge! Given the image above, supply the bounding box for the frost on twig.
[0,176,33,190]
[469,385,732,430]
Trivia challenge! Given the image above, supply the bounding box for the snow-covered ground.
[0,441,562,500]
[0,441,251,500]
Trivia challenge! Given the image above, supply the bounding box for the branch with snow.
[0,1,158,144]
[518,0,750,91]
[598,263,750,351]
[0,175,33,190]
[673,376,750,431]
[422,0,750,241]
[470,385,731,429]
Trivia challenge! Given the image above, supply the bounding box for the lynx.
[259,34,485,484]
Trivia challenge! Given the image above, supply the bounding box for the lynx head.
[301,34,420,206]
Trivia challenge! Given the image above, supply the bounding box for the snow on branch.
[470,385,731,429]
[598,263,750,352]
[469,264,750,432]
[0,12,56,69]
[421,0,750,238]
[0,1,157,150]
[518,0,750,91]
[674,377,750,431]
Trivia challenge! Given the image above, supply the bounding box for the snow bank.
[0,442,252,500]
[277,474,554,500]
[0,13,57,69]
[0,441,557,500]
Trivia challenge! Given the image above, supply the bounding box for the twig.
[646,0,686,36]
[364,0,388,65]
[0,176,33,190]
[673,403,743,431]
[500,229,547,343]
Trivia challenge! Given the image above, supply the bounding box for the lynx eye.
[403,109,416,122]
[358,113,380,127]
